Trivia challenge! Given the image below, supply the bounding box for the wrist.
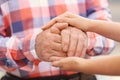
[79,60,92,74]
[35,32,42,59]
[77,58,89,72]
[33,31,42,60]
[87,19,95,32]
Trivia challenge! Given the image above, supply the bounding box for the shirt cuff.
[29,29,42,60]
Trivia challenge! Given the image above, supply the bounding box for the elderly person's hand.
[35,23,68,61]
[35,21,88,61]
[61,27,88,57]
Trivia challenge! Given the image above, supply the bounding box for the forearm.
[89,20,120,42]
[81,55,120,75]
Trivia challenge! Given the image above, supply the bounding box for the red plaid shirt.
[0,0,114,78]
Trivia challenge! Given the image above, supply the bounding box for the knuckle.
[62,28,70,33]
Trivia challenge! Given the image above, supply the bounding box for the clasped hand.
[35,22,88,61]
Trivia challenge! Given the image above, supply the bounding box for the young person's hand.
[42,12,94,32]
[50,56,86,72]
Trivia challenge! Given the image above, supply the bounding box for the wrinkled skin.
[35,23,88,61]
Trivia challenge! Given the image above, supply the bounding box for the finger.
[55,17,72,25]
[75,34,88,57]
[80,38,88,57]
[51,51,67,58]
[42,12,78,30]
[50,56,65,62]
[42,18,57,30]
[61,12,78,18]
[42,17,68,30]
[74,35,83,57]
[57,12,77,21]
[51,61,62,67]
[51,57,66,67]
[80,45,86,57]
[51,42,62,51]
[67,28,78,57]
[50,34,62,50]
[61,28,70,52]
[50,27,60,34]
[46,50,66,61]
[52,34,61,43]
[75,36,83,56]
[42,12,68,30]
[50,23,68,34]
[42,12,70,30]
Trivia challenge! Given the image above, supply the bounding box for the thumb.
[50,56,65,62]
[52,60,63,67]
[50,57,65,67]
[42,18,57,30]
[50,23,68,34]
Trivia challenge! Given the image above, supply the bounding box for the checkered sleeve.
[0,7,40,72]
[86,0,115,56]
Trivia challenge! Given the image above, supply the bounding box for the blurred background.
[0,0,120,80]
[109,0,120,22]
